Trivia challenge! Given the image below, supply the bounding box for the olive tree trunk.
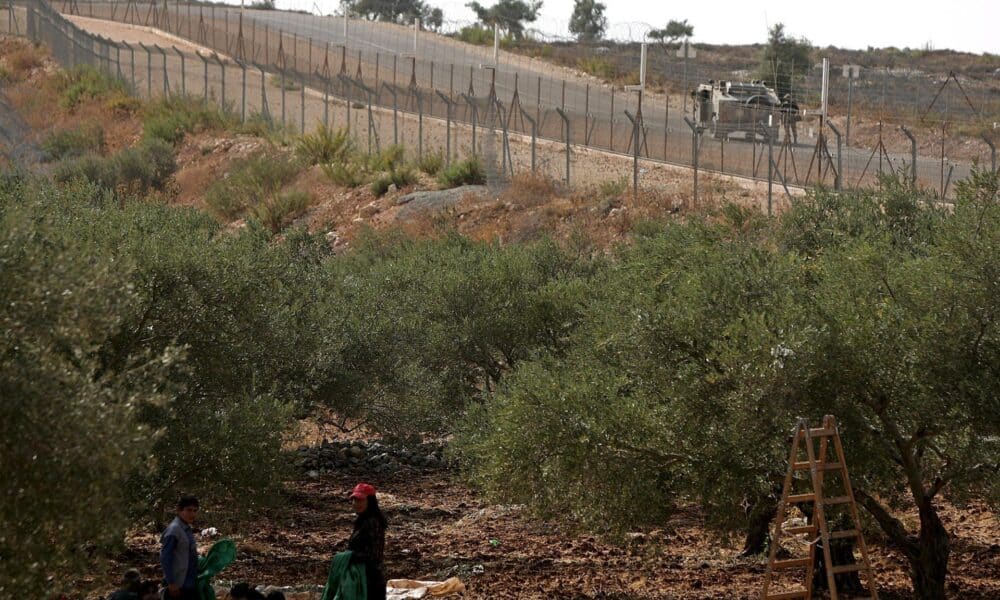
[857,490,949,600]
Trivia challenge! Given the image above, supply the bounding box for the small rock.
[307,470,319,479]
[387,183,397,194]
[471,564,485,575]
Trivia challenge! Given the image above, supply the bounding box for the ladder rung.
[764,590,809,600]
[772,557,812,570]
[829,529,860,540]
[787,493,816,503]
[831,563,863,574]
[823,495,852,505]
[793,461,843,471]
[784,525,817,535]
[808,427,837,437]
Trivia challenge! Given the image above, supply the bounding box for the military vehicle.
[692,80,782,141]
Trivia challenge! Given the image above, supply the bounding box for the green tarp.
[320,551,367,600]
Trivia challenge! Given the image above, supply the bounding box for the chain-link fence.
[9,1,999,204]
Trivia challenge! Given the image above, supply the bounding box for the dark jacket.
[160,517,198,590]
[347,513,386,600]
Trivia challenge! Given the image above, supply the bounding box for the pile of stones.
[296,438,451,477]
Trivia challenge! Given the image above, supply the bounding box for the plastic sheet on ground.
[386,577,465,599]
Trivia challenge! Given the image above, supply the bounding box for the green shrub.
[597,176,628,200]
[437,156,486,188]
[143,94,237,145]
[42,124,106,162]
[112,139,177,194]
[416,150,444,176]
[236,112,290,143]
[52,153,118,189]
[269,73,301,90]
[0,178,174,597]
[577,56,617,79]
[368,144,406,172]
[322,160,369,188]
[247,189,313,233]
[455,25,494,46]
[204,151,301,221]
[51,139,175,194]
[295,125,352,165]
[56,65,128,110]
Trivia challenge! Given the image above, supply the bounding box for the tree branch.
[854,488,918,559]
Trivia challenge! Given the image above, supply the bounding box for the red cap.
[350,483,376,499]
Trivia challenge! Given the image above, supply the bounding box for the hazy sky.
[272,0,999,55]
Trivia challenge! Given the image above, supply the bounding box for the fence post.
[258,63,270,121]
[138,42,152,97]
[236,59,247,122]
[197,51,209,103]
[684,117,701,207]
[900,125,917,188]
[300,74,306,134]
[172,46,186,96]
[213,53,226,109]
[383,83,398,145]
[157,45,169,95]
[416,90,423,159]
[827,121,843,191]
[521,108,537,173]
[461,93,477,158]
[766,124,774,216]
[556,107,570,185]
[436,90,453,165]
[624,110,640,199]
[280,65,287,128]
[323,73,330,129]
[123,42,136,93]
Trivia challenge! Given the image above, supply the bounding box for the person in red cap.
[347,483,387,600]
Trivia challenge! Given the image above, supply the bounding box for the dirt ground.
[73,432,1000,600]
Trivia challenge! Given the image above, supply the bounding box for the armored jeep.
[692,80,781,141]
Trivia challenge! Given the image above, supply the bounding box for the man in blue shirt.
[160,496,200,599]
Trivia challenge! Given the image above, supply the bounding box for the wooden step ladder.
[761,415,879,600]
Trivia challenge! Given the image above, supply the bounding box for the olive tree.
[568,0,607,42]
[0,178,176,596]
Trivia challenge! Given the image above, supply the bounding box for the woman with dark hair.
[347,483,388,600]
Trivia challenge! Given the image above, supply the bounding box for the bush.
[113,139,177,194]
[455,25,494,46]
[295,125,352,165]
[53,139,176,194]
[0,178,174,597]
[204,151,302,221]
[269,73,301,90]
[416,151,444,176]
[52,153,118,189]
[55,65,128,110]
[597,176,628,200]
[143,94,237,145]
[247,189,313,233]
[437,156,486,188]
[106,92,142,115]
[5,46,43,79]
[42,124,106,162]
[236,112,291,143]
[577,56,617,79]
[322,160,369,188]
